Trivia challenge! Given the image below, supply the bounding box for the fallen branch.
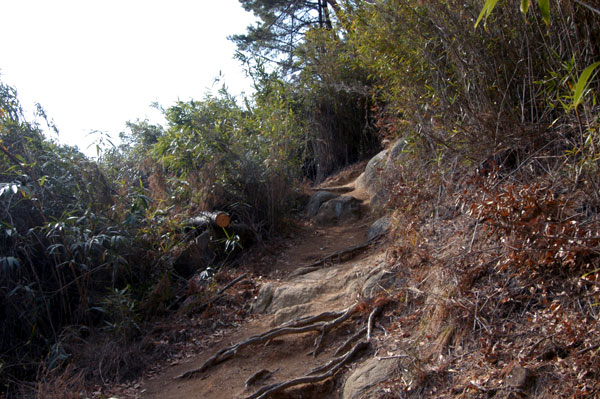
[216,273,248,295]
[245,340,369,399]
[175,304,359,379]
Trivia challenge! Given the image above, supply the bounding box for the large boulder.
[356,149,388,193]
[314,195,362,225]
[343,357,398,399]
[306,191,340,218]
[357,140,408,209]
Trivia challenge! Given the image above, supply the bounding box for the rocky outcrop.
[356,139,408,209]
[343,357,398,399]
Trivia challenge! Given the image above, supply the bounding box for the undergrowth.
[378,148,600,397]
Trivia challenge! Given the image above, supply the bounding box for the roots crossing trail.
[141,178,388,399]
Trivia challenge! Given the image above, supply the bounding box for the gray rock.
[252,283,275,313]
[361,269,388,299]
[387,139,408,163]
[354,171,368,192]
[343,357,398,399]
[361,149,388,193]
[367,216,391,241]
[306,191,340,218]
[271,304,313,326]
[270,285,323,312]
[314,196,362,225]
[358,139,409,210]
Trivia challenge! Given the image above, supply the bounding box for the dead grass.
[32,364,86,399]
[370,152,600,397]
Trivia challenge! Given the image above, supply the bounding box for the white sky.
[0,0,256,155]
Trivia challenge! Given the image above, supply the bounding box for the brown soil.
[136,182,377,399]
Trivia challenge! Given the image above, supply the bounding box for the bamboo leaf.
[572,61,600,110]
[474,0,500,28]
[521,0,530,13]
[537,0,550,25]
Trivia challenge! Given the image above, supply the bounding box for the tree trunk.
[188,211,231,230]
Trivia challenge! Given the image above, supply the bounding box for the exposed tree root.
[171,272,248,313]
[244,340,369,399]
[174,300,388,399]
[174,304,359,380]
[291,237,380,277]
[279,307,350,328]
[312,304,358,357]
[333,326,366,357]
[308,238,378,267]
[245,368,278,388]
[367,305,381,341]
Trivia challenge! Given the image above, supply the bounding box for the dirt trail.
[141,175,385,399]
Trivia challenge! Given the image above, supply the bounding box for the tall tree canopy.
[231,0,343,72]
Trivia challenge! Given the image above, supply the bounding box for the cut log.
[188,211,231,230]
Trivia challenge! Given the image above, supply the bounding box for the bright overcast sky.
[0,0,256,155]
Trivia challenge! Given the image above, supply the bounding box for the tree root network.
[174,301,383,398]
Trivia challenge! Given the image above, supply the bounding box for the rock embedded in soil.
[271,303,313,326]
[361,268,388,299]
[506,365,535,390]
[252,283,275,313]
[343,357,398,399]
[269,285,323,312]
[306,191,340,218]
[314,195,362,225]
[367,216,391,241]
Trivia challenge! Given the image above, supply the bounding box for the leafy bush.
[152,86,304,231]
[347,0,600,166]
[0,83,140,390]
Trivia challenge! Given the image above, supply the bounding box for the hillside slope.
[102,154,600,399]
